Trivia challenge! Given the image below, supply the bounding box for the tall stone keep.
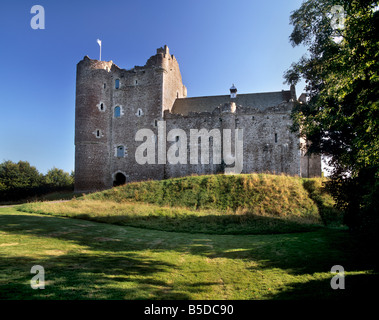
[75,58,113,192]
[74,45,321,193]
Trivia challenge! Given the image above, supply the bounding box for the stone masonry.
[74,45,321,193]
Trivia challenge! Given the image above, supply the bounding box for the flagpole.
[97,39,102,61]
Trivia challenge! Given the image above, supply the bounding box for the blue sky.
[0,0,307,174]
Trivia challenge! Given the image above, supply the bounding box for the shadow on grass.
[270,273,379,300]
[302,179,344,227]
[0,213,195,300]
[210,228,378,275]
[20,210,323,236]
[0,190,76,206]
[0,211,377,300]
[0,253,190,300]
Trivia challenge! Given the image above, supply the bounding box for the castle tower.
[160,45,187,114]
[74,46,188,192]
[74,57,113,193]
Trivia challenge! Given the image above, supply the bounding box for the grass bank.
[19,199,322,235]
[19,174,344,235]
[0,190,75,206]
[88,174,319,217]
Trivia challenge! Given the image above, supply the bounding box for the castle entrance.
[113,172,126,187]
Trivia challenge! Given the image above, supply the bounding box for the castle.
[74,45,321,193]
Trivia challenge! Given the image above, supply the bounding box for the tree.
[0,160,43,190]
[284,0,379,235]
[44,167,74,189]
[0,161,74,201]
[0,160,44,201]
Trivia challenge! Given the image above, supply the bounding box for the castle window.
[136,108,143,117]
[104,83,106,89]
[98,102,106,112]
[114,106,121,118]
[94,129,102,138]
[135,80,138,85]
[154,119,158,127]
[115,79,120,89]
[275,133,278,143]
[117,146,124,158]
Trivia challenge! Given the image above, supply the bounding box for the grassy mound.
[19,174,342,235]
[89,174,319,217]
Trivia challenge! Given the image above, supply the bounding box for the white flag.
[97,39,101,46]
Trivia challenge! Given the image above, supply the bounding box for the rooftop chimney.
[230,84,237,99]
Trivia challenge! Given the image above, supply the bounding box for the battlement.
[157,45,169,56]
[157,45,177,61]
[77,56,113,71]
[78,45,179,74]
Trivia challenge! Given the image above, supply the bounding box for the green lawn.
[0,206,377,300]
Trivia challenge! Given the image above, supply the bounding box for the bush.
[0,160,74,202]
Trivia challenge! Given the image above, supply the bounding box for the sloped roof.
[171,91,292,115]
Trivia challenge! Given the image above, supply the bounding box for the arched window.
[117,146,124,158]
[117,145,124,158]
[114,106,121,118]
[115,79,120,89]
[115,145,128,158]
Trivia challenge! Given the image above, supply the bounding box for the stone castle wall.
[163,102,301,179]
[74,46,321,193]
